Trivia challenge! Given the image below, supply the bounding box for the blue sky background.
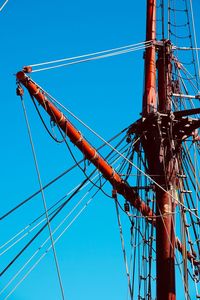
[0,1,199,299]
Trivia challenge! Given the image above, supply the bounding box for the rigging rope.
[189,0,200,82]
[30,42,152,73]
[0,126,132,277]
[30,40,152,67]
[41,90,200,220]
[1,159,124,298]
[0,174,92,277]
[0,125,128,221]
[20,96,66,300]
[0,0,8,12]
[1,140,131,256]
[23,82,200,221]
[1,191,97,299]
[30,41,152,73]
[114,194,132,299]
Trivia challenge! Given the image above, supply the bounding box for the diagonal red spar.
[16,70,154,220]
[16,70,198,266]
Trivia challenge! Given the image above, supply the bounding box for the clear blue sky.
[0,1,199,300]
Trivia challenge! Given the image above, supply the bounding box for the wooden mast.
[142,0,157,115]
[142,1,176,299]
[15,2,199,298]
[16,71,155,220]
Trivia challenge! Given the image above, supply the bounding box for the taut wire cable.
[0,0,9,12]
[33,88,200,220]
[20,96,66,300]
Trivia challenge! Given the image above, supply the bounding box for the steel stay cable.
[0,0,9,12]
[20,96,65,300]
[180,64,200,92]
[0,125,128,221]
[177,194,200,296]
[31,45,152,73]
[174,47,200,51]
[33,87,132,200]
[1,141,131,256]
[50,93,200,220]
[30,43,153,73]
[1,160,123,298]
[1,131,132,252]
[189,0,200,83]
[1,190,97,299]
[31,43,152,73]
[2,190,98,300]
[1,185,98,297]
[1,140,134,297]
[0,133,132,276]
[0,174,91,277]
[30,40,152,67]
[0,174,101,256]
[114,196,132,299]
[0,171,100,252]
[0,149,127,254]
[29,83,200,220]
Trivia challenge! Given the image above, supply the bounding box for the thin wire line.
[0,132,131,277]
[1,137,132,255]
[0,125,127,221]
[30,40,152,67]
[28,82,200,220]
[2,194,95,300]
[31,44,152,73]
[20,96,65,300]
[0,0,8,12]
[114,199,132,298]
[189,0,200,82]
[0,177,92,297]
[39,90,200,220]
[174,47,200,51]
[0,173,101,256]
[2,161,123,299]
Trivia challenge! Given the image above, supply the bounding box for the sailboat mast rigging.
[1,0,199,299]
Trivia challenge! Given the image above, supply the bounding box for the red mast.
[15,2,199,298]
[142,1,176,299]
[143,0,157,115]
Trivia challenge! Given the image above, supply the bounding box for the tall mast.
[14,2,200,298]
[142,0,157,115]
[142,1,176,299]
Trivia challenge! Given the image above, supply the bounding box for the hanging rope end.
[16,84,24,97]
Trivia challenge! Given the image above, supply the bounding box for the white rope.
[0,191,92,298]
[189,0,200,83]
[30,40,152,67]
[31,44,152,73]
[0,134,132,256]
[2,196,94,300]
[174,47,200,51]
[179,63,200,93]
[35,87,200,221]
[0,174,99,256]
[114,199,132,298]
[20,97,65,300]
[0,0,9,12]
[2,161,123,299]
